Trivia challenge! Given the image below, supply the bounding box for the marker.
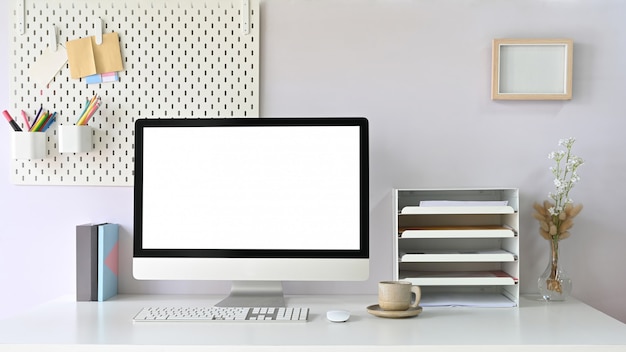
[21,110,31,131]
[34,106,43,120]
[77,95,99,125]
[30,106,43,131]
[41,112,57,132]
[3,110,22,131]
[80,99,101,126]
[76,98,90,125]
[31,111,49,132]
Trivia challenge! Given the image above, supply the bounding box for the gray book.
[76,224,98,301]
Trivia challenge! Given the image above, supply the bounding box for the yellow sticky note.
[66,36,97,79]
[93,32,124,74]
[66,32,124,79]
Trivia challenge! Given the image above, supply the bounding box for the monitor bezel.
[133,117,369,261]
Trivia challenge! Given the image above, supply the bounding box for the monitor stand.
[214,281,286,307]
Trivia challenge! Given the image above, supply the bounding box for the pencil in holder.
[59,125,93,154]
[11,132,47,160]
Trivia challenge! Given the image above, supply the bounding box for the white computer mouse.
[326,309,350,323]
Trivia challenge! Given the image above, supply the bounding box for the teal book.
[97,223,119,301]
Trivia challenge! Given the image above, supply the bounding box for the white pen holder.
[59,125,93,154]
[11,132,47,160]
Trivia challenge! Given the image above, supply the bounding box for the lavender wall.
[2,0,625,323]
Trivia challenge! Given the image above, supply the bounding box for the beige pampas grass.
[533,201,583,241]
[567,203,584,218]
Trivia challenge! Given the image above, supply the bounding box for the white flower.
[547,138,583,218]
[548,205,565,216]
[559,137,576,148]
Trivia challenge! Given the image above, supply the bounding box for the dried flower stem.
[547,238,563,293]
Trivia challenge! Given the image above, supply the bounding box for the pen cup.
[59,125,93,154]
[11,132,47,159]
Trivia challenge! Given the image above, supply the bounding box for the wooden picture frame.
[491,38,573,100]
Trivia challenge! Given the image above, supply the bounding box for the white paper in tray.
[420,292,516,308]
[419,200,509,207]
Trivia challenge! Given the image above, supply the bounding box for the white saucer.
[366,304,422,319]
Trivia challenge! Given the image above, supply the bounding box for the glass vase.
[538,238,572,301]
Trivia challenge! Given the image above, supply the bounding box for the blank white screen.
[141,125,362,250]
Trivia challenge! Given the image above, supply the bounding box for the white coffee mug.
[378,281,421,311]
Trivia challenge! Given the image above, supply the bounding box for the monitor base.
[214,281,286,307]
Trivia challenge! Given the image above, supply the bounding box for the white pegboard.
[9,0,259,186]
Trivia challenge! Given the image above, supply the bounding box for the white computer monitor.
[133,117,369,307]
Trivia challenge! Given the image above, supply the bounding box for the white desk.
[1,294,626,351]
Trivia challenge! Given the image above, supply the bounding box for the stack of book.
[75,223,119,301]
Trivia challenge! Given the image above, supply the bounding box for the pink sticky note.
[101,72,119,83]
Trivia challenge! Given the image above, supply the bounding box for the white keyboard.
[133,306,309,322]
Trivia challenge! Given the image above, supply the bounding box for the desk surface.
[1,294,626,351]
